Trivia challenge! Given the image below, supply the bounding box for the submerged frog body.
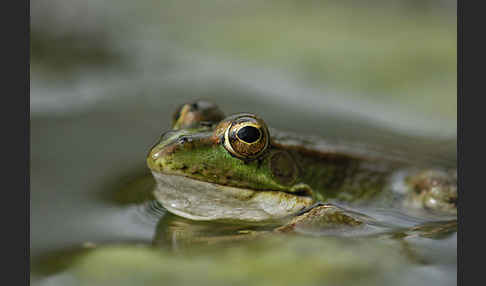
[147,100,457,225]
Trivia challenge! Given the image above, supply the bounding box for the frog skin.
[147,100,457,224]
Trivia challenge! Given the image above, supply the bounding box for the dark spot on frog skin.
[269,151,298,185]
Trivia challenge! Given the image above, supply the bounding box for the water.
[30,73,457,285]
[31,1,456,285]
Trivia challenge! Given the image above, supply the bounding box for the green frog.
[147,100,457,228]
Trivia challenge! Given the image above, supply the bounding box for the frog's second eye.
[172,100,225,130]
[223,116,269,159]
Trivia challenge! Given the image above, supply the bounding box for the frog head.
[147,101,314,222]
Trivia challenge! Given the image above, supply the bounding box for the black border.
[3,0,29,285]
[460,0,486,285]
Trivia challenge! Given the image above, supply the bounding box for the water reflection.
[32,209,456,286]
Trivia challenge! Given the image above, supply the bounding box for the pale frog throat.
[152,172,313,222]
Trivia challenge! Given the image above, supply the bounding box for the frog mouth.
[151,171,314,222]
[158,168,314,199]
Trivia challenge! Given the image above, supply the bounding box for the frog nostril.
[177,136,193,144]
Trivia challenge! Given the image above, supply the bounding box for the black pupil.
[237,126,261,143]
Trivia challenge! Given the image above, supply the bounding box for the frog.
[146,100,457,230]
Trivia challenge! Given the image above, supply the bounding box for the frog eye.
[223,115,269,159]
[172,100,225,130]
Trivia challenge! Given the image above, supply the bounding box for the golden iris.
[223,115,269,159]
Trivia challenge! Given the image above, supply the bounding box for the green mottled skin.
[285,150,392,202]
[148,125,401,203]
[147,101,456,224]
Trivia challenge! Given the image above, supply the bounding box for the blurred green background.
[32,0,456,125]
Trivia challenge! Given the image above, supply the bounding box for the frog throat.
[151,171,314,222]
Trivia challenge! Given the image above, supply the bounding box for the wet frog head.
[147,100,457,223]
[147,101,314,222]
